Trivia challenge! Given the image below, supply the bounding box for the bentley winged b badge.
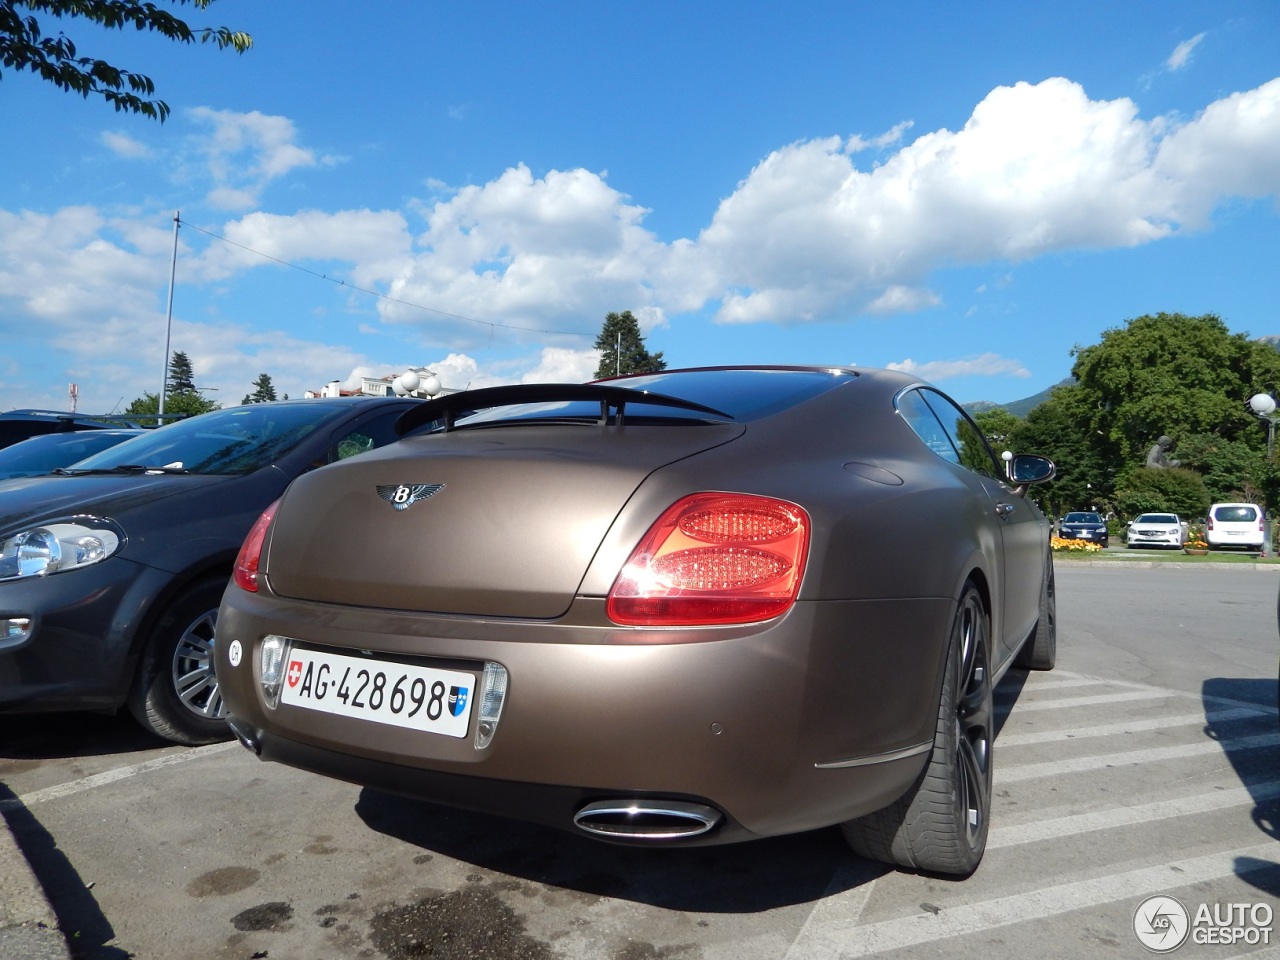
[376,483,445,511]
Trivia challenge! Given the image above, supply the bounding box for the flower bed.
[1051,536,1103,553]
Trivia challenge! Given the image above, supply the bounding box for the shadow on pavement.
[0,711,169,762]
[1201,676,1280,900]
[0,784,127,960]
[356,786,890,913]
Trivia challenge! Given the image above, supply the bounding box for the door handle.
[995,502,1016,518]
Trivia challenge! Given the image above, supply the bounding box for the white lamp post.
[1249,392,1279,556]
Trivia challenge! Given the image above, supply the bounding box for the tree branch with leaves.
[0,0,251,121]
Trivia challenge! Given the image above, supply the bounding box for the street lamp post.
[1248,392,1279,556]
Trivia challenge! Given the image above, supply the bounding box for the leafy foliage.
[0,0,251,121]
[1070,312,1280,466]
[124,389,218,418]
[593,310,667,380]
[1111,466,1210,521]
[1003,312,1280,519]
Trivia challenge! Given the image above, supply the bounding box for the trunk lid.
[264,423,743,618]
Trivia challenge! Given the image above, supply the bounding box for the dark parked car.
[0,396,420,744]
[0,428,145,480]
[216,367,1057,875]
[1058,511,1108,547]
[0,409,158,450]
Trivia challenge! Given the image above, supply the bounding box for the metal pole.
[1267,418,1276,556]
[159,210,179,421]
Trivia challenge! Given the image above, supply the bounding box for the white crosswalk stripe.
[781,667,1280,958]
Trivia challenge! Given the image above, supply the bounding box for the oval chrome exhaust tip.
[573,799,722,840]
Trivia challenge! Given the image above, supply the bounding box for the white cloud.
[7,76,1280,410]
[1167,33,1206,71]
[846,121,915,153]
[193,209,412,288]
[866,285,941,315]
[521,347,600,383]
[101,131,151,159]
[381,164,691,348]
[695,76,1280,324]
[187,108,334,210]
[886,353,1031,381]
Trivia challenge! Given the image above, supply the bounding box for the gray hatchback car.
[216,367,1056,875]
[0,396,419,744]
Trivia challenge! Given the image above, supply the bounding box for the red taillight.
[234,499,279,593]
[607,493,810,627]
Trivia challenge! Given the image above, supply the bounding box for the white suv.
[1206,502,1265,550]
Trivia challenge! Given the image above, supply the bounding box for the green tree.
[167,349,196,393]
[241,373,277,404]
[124,390,218,418]
[1006,384,1114,518]
[1174,432,1264,503]
[972,407,1021,452]
[0,0,252,121]
[1112,466,1211,522]
[593,310,667,380]
[1070,312,1280,467]
[126,349,218,417]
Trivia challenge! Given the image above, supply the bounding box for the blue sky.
[3,1,1279,413]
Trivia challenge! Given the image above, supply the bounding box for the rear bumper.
[215,589,953,841]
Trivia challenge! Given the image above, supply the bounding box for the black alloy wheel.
[842,583,993,876]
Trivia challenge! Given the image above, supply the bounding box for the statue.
[1145,435,1181,469]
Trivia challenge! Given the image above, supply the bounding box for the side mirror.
[1009,453,1056,485]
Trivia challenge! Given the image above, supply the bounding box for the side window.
[330,410,405,462]
[897,389,960,465]
[920,389,1001,478]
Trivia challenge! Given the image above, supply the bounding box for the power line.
[176,216,595,340]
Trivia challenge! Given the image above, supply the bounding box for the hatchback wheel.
[842,583,993,876]
[128,576,231,745]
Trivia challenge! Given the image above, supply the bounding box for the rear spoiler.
[395,383,732,435]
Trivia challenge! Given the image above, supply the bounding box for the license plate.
[281,648,474,738]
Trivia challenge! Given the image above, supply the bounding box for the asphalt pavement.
[1,550,1274,960]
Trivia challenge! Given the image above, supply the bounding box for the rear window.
[460,368,856,427]
[1212,505,1259,523]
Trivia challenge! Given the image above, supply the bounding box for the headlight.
[0,517,124,582]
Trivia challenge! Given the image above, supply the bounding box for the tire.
[1015,554,1056,670]
[128,576,232,745]
[841,584,993,876]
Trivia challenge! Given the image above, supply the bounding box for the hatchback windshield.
[69,404,344,476]
[1064,513,1102,523]
[1136,514,1178,524]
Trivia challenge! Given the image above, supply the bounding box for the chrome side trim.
[814,739,933,769]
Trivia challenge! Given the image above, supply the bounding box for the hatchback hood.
[265,424,744,618]
[0,473,225,531]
